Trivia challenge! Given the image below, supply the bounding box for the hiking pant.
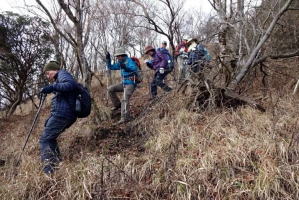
[151,70,172,97]
[177,56,188,82]
[40,115,76,174]
[108,83,135,119]
[190,60,205,73]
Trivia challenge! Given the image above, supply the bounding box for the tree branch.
[253,49,299,66]
[229,0,295,89]
[35,0,76,46]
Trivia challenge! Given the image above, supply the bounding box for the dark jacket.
[187,44,211,65]
[50,70,78,119]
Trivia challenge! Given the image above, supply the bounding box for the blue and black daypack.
[75,83,91,118]
[187,44,212,65]
[194,44,212,61]
[157,48,174,70]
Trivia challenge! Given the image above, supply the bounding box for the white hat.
[114,47,127,57]
[183,36,189,41]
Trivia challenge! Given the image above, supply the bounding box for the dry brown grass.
[1,76,299,199]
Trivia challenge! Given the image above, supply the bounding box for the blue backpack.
[75,84,91,118]
[158,48,174,70]
[195,44,212,61]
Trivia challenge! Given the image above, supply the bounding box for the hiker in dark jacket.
[106,47,139,123]
[40,61,77,174]
[144,45,172,99]
[186,38,212,73]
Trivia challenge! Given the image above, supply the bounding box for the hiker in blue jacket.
[106,47,139,123]
[144,45,172,99]
[40,61,77,174]
[186,38,212,73]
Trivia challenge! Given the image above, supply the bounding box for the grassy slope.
[1,60,299,199]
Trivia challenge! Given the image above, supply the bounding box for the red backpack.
[130,56,143,83]
[131,56,141,70]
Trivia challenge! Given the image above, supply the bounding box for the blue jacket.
[50,70,78,119]
[149,49,168,70]
[107,56,138,85]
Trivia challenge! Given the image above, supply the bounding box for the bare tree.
[128,0,185,54]
[229,0,296,89]
[208,0,297,89]
[35,0,92,87]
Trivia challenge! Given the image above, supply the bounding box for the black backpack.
[75,84,91,118]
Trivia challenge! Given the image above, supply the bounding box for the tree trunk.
[7,88,22,116]
[229,0,294,89]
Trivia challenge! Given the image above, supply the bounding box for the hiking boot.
[111,105,121,111]
[43,163,55,174]
[0,159,5,167]
[149,96,156,101]
[116,115,133,124]
[116,118,127,124]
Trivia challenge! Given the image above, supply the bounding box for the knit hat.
[44,61,60,72]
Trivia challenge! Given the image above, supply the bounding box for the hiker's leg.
[48,140,61,162]
[156,71,172,92]
[177,57,185,81]
[47,118,75,162]
[40,116,75,174]
[191,62,199,73]
[108,83,124,108]
[185,64,191,80]
[121,84,135,120]
[150,72,158,97]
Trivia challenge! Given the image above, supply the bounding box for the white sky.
[1,0,213,14]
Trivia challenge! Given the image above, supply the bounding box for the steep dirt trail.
[0,81,155,166]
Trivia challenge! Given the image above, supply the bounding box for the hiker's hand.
[145,60,153,68]
[145,59,152,64]
[38,92,46,99]
[41,85,54,94]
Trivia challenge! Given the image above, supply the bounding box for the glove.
[38,92,47,99]
[105,52,111,61]
[41,85,54,94]
[145,60,153,69]
[105,52,111,65]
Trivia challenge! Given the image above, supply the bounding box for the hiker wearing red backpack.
[144,45,172,99]
[106,47,139,123]
[174,36,189,56]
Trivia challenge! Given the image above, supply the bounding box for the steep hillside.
[1,60,299,199]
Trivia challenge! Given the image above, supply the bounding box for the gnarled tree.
[0,12,53,116]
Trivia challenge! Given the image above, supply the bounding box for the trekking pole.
[106,65,110,105]
[122,73,127,121]
[16,93,46,166]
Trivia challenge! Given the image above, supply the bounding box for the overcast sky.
[1,0,213,14]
